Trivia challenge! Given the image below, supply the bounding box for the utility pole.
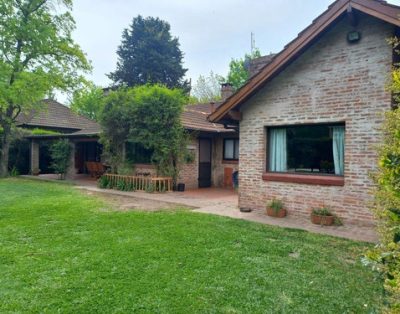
[251,32,256,55]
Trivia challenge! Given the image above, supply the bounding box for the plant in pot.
[311,207,334,226]
[266,199,287,218]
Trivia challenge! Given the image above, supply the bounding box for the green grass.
[0,179,383,313]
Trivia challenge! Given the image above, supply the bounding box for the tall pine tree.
[108,16,189,91]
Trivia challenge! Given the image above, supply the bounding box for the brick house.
[209,0,400,225]
[18,98,239,189]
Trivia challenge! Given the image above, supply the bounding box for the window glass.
[268,124,344,175]
[224,139,239,160]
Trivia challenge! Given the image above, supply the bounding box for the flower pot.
[311,214,334,226]
[266,207,287,218]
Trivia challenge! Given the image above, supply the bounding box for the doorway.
[198,138,212,188]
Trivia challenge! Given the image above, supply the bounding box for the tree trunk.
[0,124,11,177]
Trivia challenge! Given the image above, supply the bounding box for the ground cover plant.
[0,179,384,313]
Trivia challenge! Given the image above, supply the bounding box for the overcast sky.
[68,0,400,97]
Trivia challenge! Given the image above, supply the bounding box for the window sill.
[262,172,344,186]
[222,160,239,165]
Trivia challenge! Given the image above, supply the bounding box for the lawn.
[0,179,383,313]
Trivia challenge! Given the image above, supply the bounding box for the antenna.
[251,32,256,55]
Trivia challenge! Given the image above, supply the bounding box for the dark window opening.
[223,138,239,160]
[126,142,153,164]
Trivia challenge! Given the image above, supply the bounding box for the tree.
[100,85,188,184]
[128,85,188,184]
[99,89,134,173]
[226,49,262,91]
[191,71,225,103]
[108,15,189,91]
[70,83,105,121]
[0,0,91,177]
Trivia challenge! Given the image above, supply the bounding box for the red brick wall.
[238,14,394,226]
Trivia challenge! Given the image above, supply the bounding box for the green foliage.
[108,15,189,91]
[49,139,72,180]
[100,85,188,184]
[70,82,105,121]
[99,89,133,173]
[0,179,385,313]
[30,128,61,136]
[116,179,126,191]
[0,0,90,177]
[117,162,135,176]
[312,207,333,216]
[191,71,224,103]
[268,199,284,212]
[365,107,400,311]
[226,49,262,91]
[97,175,109,189]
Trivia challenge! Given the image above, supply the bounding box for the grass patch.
[0,178,383,313]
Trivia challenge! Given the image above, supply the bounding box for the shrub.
[49,139,72,180]
[116,179,126,191]
[312,207,333,216]
[364,109,400,311]
[97,176,109,189]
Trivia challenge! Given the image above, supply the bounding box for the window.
[223,138,239,160]
[125,142,153,164]
[267,124,345,176]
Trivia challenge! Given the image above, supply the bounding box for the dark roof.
[182,103,232,132]
[17,99,101,137]
[19,99,230,138]
[209,0,400,123]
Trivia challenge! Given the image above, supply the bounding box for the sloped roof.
[209,0,400,123]
[17,99,100,136]
[182,103,232,132]
[18,99,231,138]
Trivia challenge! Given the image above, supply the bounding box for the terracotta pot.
[311,214,334,226]
[266,207,287,218]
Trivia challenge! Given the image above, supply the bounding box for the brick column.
[30,139,39,175]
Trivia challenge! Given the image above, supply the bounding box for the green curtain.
[332,126,345,175]
[269,128,287,172]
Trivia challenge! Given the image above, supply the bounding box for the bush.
[97,176,109,189]
[364,109,400,311]
[49,139,72,180]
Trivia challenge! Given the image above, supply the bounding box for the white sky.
[63,0,400,101]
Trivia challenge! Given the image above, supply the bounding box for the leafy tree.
[108,15,189,92]
[99,89,133,173]
[50,139,72,180]
[191,71,225,103]
[70,83,105,121]
[0,0,91,177]
[128,85,188,184]
[100,85,188,184]
[226,49,262,91]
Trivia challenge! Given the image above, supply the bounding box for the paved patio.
[22,175,379,243]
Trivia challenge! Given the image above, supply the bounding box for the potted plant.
[311,207,334,226]
[266,199,287,218]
